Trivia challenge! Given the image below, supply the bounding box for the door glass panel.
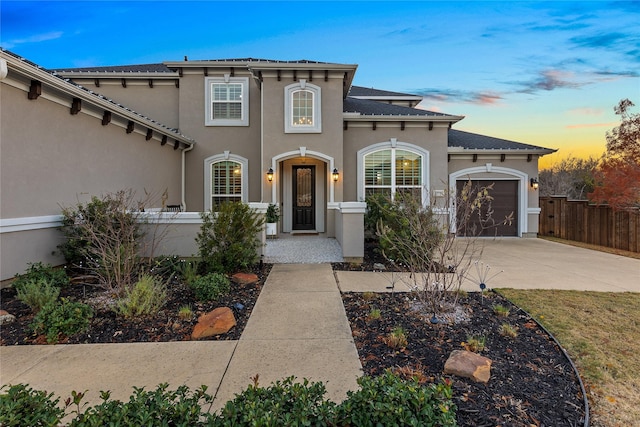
[296,168,312,207]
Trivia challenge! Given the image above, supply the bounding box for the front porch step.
[290,230,319,235]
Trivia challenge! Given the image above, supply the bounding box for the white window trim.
[204,152,249,211]
[284,80,322,133]
[204,76,249,126]
[357,140,430,203]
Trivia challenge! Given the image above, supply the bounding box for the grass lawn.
[497,289,640,427]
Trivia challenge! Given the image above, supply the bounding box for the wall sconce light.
[530,177,539,190]
[266,168,274,182]
[332,168,339,182]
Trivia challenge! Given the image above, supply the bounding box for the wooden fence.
[539,196,640,252]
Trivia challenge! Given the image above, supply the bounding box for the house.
[0,50,555,280]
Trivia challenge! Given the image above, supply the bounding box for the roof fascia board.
[344,114,464,123]
[2,52,193,147]
[448,147,558,155]
[57,71,179,79]
[350,95,423,101]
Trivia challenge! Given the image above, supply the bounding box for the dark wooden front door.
[456,180,518,236]
[292,166,315,230]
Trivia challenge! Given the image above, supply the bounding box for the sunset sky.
[2,1,638,169]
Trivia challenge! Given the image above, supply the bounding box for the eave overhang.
[343,112,464,123]
[448,147,558,155]
[349,95,423,102]
[55,71,180,79]
[1,50,194,150]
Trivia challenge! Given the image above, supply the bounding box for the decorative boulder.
[191,307,236,340]
[444,349,492,383]
[231,272,259,285]
[0,309,15,325]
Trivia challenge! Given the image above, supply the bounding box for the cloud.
[411,88,504,105]
[567,107,604,116]
[3,31,63,49]
[594,70,640,78]
[566,122,618,129]
[570,32,628,49]
[515,69,586,94]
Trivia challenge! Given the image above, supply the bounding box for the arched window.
[292,90,314,126]
[204,153,248,210]
[284,80,321,133]
[358,141,429,203]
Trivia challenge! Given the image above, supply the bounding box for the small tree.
[589,99,640,210]
[196,202,264,274]
[376,182,509,320]
[539,155,598,199]
[59,190,169,295]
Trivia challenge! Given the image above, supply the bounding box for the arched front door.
[292,165,315,230]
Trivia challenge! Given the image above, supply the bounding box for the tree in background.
[589,99,640,210]
[539,155,598,199]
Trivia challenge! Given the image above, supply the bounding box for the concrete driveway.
[336,238,639,293]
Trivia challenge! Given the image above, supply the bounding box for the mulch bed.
[0,263,271,345]
[333,239,587,426]
[341,291,585,426]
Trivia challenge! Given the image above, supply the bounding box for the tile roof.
[343,97,448,117]
[448,129,554,152]
[348,86,422,98]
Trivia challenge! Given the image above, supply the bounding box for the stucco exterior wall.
[0,81,184,279]
[178,69,263,211]
[0,84,183,217]
[69,78,180,128]
[260,71,346,204]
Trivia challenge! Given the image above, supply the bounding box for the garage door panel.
[456,180,518,237]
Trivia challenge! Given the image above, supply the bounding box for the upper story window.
[284,80,321,133]
[205,76,249,126]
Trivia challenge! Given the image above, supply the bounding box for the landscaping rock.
[0,309,16,325]
[191,307,236,339]
[443,349,492,383]
[373,263,386,271]
[231,272,259,285]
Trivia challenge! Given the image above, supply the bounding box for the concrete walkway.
[0,264,362,412]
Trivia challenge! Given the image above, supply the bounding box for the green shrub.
[15,278,60,313]
[30,299,93,344]
[69,384,214,427]
[115,274,167,318]
[189,273,230,302]
[2,375,457,426]
[13,262,69,290]
[176,259,200,285]
[364,192,391,239]
[217,376,337,426]
[336,372,457,426]
[374,192,443,267]
[0,384,65,427]
[196,201,264,274]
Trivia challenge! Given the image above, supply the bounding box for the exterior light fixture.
[332,168,339,182]
[530,177,539,190]
[267,168,274,182]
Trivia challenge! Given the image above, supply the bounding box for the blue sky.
[2,1,639,168]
